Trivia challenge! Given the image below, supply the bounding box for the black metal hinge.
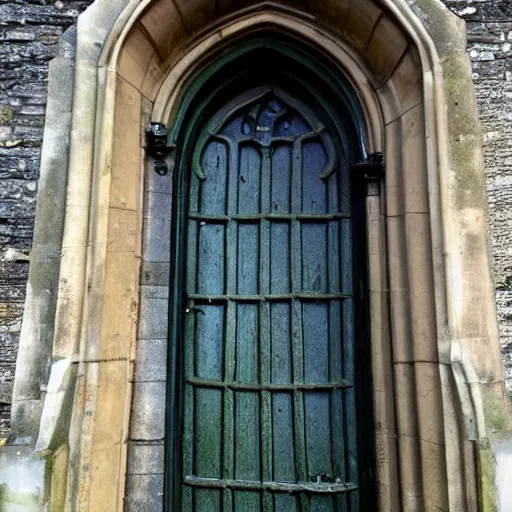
[146,122,175,176]
[351,152,384,196]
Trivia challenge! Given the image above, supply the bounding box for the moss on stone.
[483,385,512,434]
[475,386,512,510]
[443,56,482,136]
[0,487,42,512]
[49,445,69,512]
[477,386,512,509]
[410,0,467,57]
[441,53,490,210]
[0,105,14,125]
[479,446,497,512]
[497,276,512,291]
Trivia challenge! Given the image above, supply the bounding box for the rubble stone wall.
[0,0,511,439]
[0,0,93,438]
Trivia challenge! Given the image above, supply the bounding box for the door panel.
[181,86,358,511]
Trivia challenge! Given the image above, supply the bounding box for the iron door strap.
[183,475,357,494]
[185,299,205,316]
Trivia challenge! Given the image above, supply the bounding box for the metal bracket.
[351,152,384,196]
[146,122,175,176]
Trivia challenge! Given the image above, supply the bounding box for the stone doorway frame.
[7,1,509,511]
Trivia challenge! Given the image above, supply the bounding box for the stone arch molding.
[4,0,510,511]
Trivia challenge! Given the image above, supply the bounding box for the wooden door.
[179,86,359,511]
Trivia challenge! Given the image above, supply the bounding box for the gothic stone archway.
[6,1,509,511]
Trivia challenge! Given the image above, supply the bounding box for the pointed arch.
[8,1,507,511]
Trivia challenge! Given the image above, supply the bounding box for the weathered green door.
[180,85,360,511]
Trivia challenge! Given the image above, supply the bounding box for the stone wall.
[0,0,93,438]
[443,0,512,398]
[0,0,511,439]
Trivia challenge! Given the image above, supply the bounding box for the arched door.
[175,84,364,512]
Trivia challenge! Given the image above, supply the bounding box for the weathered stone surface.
[0,0,94,438]
[129,382,166,440]
[443,0,512,398]
[134,339,168,383]
[124,474,164,512]
[127,442,165,475]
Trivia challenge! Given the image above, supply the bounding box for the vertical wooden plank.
[328,220,340,294]
[182,486,192,512]
[310,496,334,512]
[238,145,261,214]
[302,223,327,293]
[195,488,221,512]
[223,137,239,512]
[329,301,347,508]
[223,489,233,512]
[270,303,292,384]
[329,300,343,382]
[291,221,302,295]
[189,163,200,214]
[272,392,296,482]
[195,305,224,380]
[227,140,239,216]
[343,299,359,510]
[271,144,292,213]
[223,300,235,506]
[291,300,307,478]
[327,165,339,215]
[302,140,327,214]
[226,220,237,296]
[236,304,259,382]
[270,222,290,295]
[304,391,333,476]
[260,145,274,512]
[291,138,303,216]
[341,218,353,296]
[261,147,271,291]
[187,220,198,294]
[198,223,225,295]
[195,388,222,477]
[235,392,261,479]
[234,492,261,512]
[260,302,273,511]
[274,494,299,512]
[339,154,350,215]
[290,135,307,508]
[182,307,195,512]
[303,303,329,383]
[184,127,199,512]
[303,302,333,479]
[238,224,259,295]
[200,140,228,215]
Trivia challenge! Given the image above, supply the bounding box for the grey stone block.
[138,297,168,340]
[142,217,171,262]
[140,285,168,300]
[130,381,166,440]
[127,442,165,475]
[141,262,170,286]
[145,163,173,194]
[134,339,167,383]
[144,191,172,221]
[125,474,164,512]
[9,399,44,442]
